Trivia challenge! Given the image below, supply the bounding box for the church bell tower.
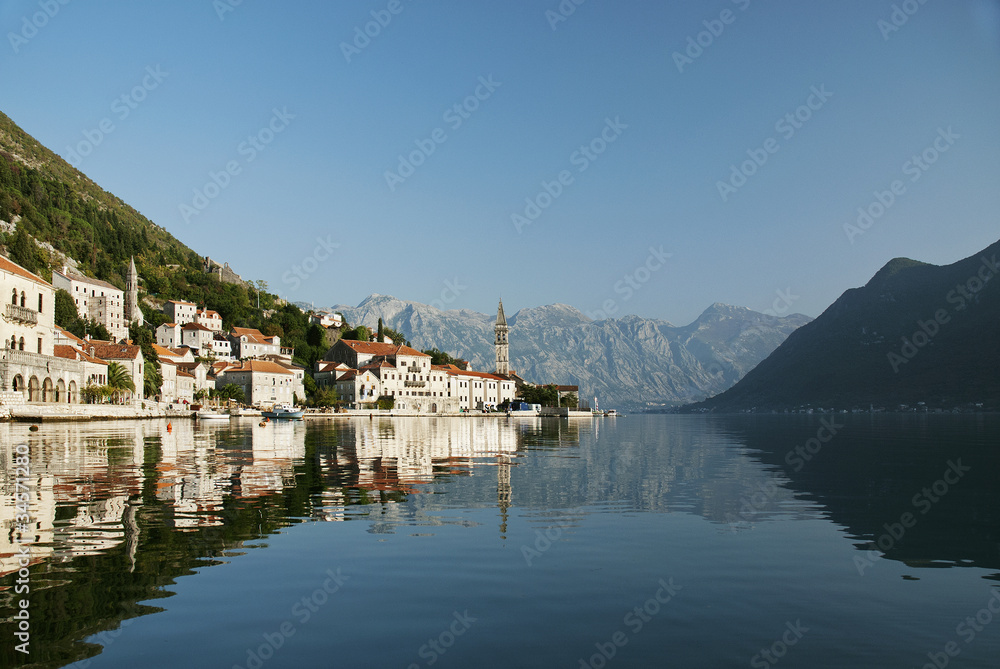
[495,299,509,376]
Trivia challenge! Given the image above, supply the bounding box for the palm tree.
[107,362,135,404]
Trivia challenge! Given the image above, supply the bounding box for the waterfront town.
[0,253,577,418]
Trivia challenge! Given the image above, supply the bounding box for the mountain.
[326,294,811,409]
[693,239,1000,411]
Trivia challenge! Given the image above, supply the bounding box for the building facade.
[52,268,129,342]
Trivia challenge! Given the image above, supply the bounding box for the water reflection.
[0,415,996,667]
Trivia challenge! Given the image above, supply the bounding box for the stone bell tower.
[495,299,509,376]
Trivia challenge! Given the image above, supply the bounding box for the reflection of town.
[1,416,807,578]
[0,418,539,577]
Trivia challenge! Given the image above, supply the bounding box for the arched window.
[18,337,25,351]
[19,291,25,308]
[10,288,16,305]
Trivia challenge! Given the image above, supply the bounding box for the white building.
[1,256,86,404]
[156,322,181,348]
[195,308,223,332]
[52,267,129,342]
[215,359,295,406]
[209,334,233,360]
[180,322,214,351]
[323,339,515,412]
[162,300,197,326]
[229,327,284,360]
[310,312,343,328]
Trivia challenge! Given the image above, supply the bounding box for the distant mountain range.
[312,295,811,409]
[693,239,1000,411]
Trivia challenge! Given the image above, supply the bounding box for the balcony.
[5,303,38,325]
[404,380,426,388]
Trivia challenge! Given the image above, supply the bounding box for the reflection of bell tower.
[495,299,509,376]
[497,455,511,540]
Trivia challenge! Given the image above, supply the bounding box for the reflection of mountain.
[713,415,1000,576]
[4,416,993,667]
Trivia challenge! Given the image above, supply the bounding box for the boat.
[195,409,231,420]
[230,407,262,417]
[261,403,304,419]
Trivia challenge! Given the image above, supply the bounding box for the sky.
[2,0,999,326]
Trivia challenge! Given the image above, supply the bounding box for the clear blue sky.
[2,0,999,325]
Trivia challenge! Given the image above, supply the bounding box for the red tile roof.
[88,343,142,361]
[0,255,50,287]
[219,360,292,376]
[339,340,428,357]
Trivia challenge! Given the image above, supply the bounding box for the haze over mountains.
[319,294,811,408]
[695,239,1000,411]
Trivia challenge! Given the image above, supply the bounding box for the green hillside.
[0,110,328,372]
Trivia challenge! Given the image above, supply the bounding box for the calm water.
[1,414,998,668]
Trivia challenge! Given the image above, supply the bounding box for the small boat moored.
[261,403,304,419]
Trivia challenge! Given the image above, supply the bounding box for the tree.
[520,384,559,406]
[54,288,78,329]
[144,362,162,399]
[312,387,339,408]
[106,361,135,403]
[130,322,162,397]
[218,383,246,405]
[377,318,384,341]
[560,393,578,408]
[422,348,466,368]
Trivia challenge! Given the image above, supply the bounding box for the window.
[10,289,16,306]
[37,293,43,312]
[37,338,42,354]
[19,291,25,308]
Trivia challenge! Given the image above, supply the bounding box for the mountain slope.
[328,295,811,408]
[693,239,1000,411]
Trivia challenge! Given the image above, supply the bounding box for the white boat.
[196,409,231,420]
[261,403,304,419]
